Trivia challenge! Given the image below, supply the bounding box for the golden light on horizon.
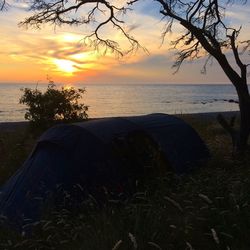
[63,83,74,89]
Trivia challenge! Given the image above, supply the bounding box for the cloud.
[0,0,250,84]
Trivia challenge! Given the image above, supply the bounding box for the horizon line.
[0,81,232,85]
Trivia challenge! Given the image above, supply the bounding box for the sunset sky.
[0,1,250,84]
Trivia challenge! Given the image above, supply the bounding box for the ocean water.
[0,83,239,122]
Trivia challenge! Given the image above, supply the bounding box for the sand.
[0,111,239,132]
[0,121,28,132]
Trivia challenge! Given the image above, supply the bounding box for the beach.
[0,110,240,132]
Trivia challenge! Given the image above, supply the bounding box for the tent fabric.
[0,113,209,229]
[124,114,209,173]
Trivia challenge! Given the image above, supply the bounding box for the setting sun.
[53,59,76,75]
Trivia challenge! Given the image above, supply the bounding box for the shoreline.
[180,110,239,120]
[0,111,239,132]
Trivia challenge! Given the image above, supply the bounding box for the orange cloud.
[0,1,250,84]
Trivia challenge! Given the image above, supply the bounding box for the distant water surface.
[0,83,239,122]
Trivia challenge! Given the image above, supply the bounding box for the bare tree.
[6,0,250,152]
[0,0,7,10]
[154,0,250,153]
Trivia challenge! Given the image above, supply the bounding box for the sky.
[0,0,250,84]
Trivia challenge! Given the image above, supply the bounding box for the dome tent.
[0,113,209,229]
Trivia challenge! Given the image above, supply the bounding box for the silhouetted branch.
[158,3,250,105]
[240,40,250,54]
[127,0,139,5]
[227,29,247,80]
[19,0,143,56]
[0,0,7,10]
[201,54,212,74]
[217,114,238,152]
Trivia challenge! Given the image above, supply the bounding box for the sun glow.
[70,52,93,61]
[63,84,74,89]
[53,59,76,75]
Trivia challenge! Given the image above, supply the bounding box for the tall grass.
[0,117,250,250]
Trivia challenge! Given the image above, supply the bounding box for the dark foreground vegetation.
[20,83,88,132]
[0,115,250,250]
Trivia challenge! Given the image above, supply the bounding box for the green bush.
[20,83,88,129]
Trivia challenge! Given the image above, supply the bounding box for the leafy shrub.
[20,83,88,129]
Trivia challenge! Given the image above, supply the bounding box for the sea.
[0,83,240,122]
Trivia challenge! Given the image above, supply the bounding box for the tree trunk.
[212,53,250,153]
[236,83,250,153]
[217,82,250,154]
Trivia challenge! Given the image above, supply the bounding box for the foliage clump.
[20,83,88,129]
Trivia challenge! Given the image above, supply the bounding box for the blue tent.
[0,113,209,229]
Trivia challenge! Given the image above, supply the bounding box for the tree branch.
[20,0,143,56]
[0,0,7,11]
[228,29,247,81]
